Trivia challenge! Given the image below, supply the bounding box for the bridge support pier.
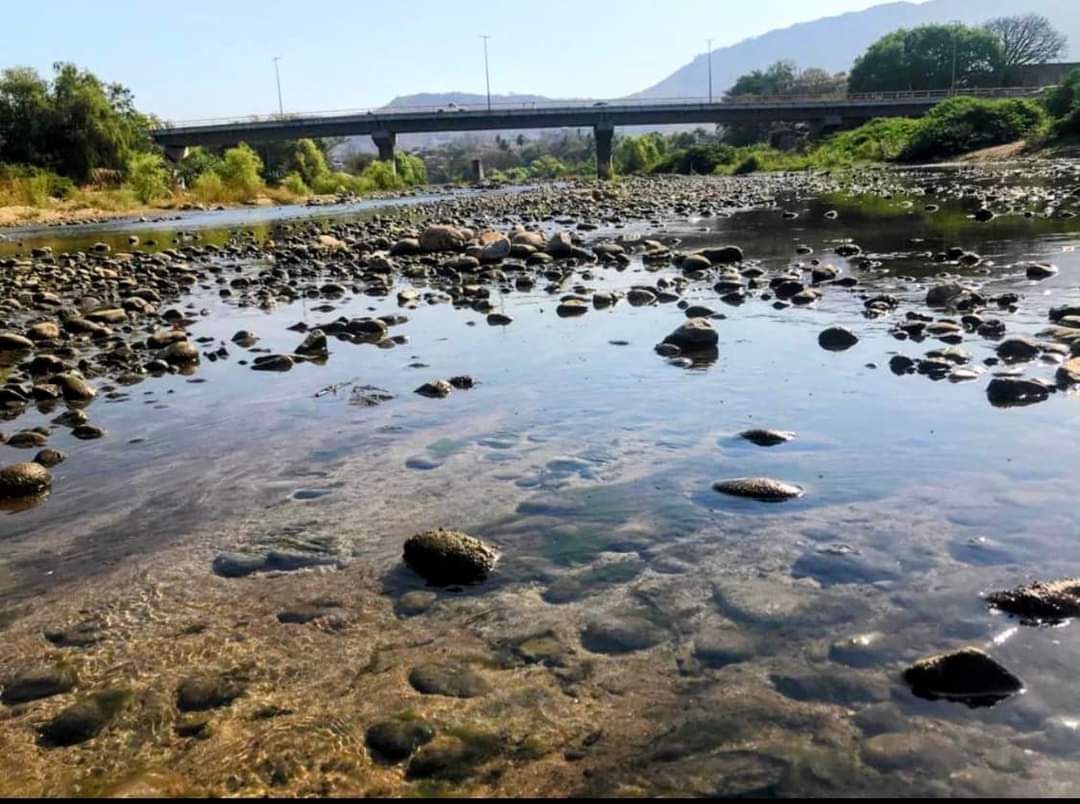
[372,130,397,172]
[163,145,189,162]
[808,115,844,137]
[594,124,614,181]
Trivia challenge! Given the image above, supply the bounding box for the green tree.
[848,25,1005,93]
[216,143,265,199]
[724,62,846,145]
[289,138,329,186]
[125,151,171,203]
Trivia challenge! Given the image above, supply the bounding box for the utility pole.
[706,39,713,103]
[273,56,284,116]
[481,35,492,111]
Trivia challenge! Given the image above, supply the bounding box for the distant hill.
[348,0,1080,152]
[634,0,1079,99]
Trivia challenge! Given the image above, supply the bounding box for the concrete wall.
[1013,62,1080,87]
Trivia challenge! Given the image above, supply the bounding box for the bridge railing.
[151,86,1049,132]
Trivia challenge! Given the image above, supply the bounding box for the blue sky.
[6,0,892,121]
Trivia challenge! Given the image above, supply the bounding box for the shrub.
[216,143,265,200]
[281,171,311,196]
[125,151,171,204]
[898,97,1048,162]
[732,154,761,174]
[394,152,427,185]
[191,171,227,203]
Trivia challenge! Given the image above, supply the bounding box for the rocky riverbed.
[2,166,1080,795]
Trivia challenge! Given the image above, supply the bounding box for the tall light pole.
[273,56,284,116]
[706,39,713,103]
[481,35,492,111]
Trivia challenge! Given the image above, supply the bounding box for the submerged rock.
[2,664,78,705]
[366,720,436,763]
[40,689,131,746]
[902,647,1022,706]
[408,662,489,698]
[712,477,804,502]
[403,529,497,585]
[176,672,245,711]
[988,578,1080,622]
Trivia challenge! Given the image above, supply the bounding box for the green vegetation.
[898,97,1047,161]
[849,25,1004,93]
[1045,69,1080,137]
[723,61,847,146]
[0,63,428,216]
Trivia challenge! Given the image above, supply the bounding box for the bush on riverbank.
[897,97,1048,162]
[1045,69,1080,136]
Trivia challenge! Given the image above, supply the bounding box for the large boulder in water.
[902,647,1022,705]
[987,376,1053,407]
[419,225,467,252]
[403,529,497,584]
[0,462,52,498]
[662,318,718,351]
[987,578,1080,622]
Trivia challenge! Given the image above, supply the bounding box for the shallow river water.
[2,167,1080,796]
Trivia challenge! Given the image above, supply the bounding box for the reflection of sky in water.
[3,177,1080,793]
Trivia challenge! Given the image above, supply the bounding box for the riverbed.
[1,167,1080,796]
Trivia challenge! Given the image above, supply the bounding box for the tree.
[0,63,154,182]
[985,14,1068,84]
[723,62,846,145]
[848,25,1005,93]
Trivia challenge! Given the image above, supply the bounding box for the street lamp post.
[706,39,713,103]
[273,56,284,116]
[481,35,492,111]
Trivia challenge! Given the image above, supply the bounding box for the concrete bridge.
[151,87,1043,179]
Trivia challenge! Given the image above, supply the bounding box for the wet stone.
[0,462,52,499]
[818,326,859,351]
[712,477,804,502]
[415,379,453,398]
[396,590,437,617]
[2,664,78,705]
[408,662,490,698]
[176,672,245,711]
[738,428,795,447]
[33,448,66,468]
[987,578,1080,623]
[44,620,104,649]
[402,529,497,585]
[903,647,1023,706]
[581,612,666,655]
[40,689,131,747]
[366,719,436,763]
[692,625,754,668]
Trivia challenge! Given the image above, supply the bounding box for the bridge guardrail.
[150,86,1049,133]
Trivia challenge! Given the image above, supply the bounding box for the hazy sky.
[6,0,902,120]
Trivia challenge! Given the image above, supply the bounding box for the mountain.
[634,0,1080,99]
[345,0,1080,153]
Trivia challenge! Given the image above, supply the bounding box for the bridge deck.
[150,87,1044,147]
